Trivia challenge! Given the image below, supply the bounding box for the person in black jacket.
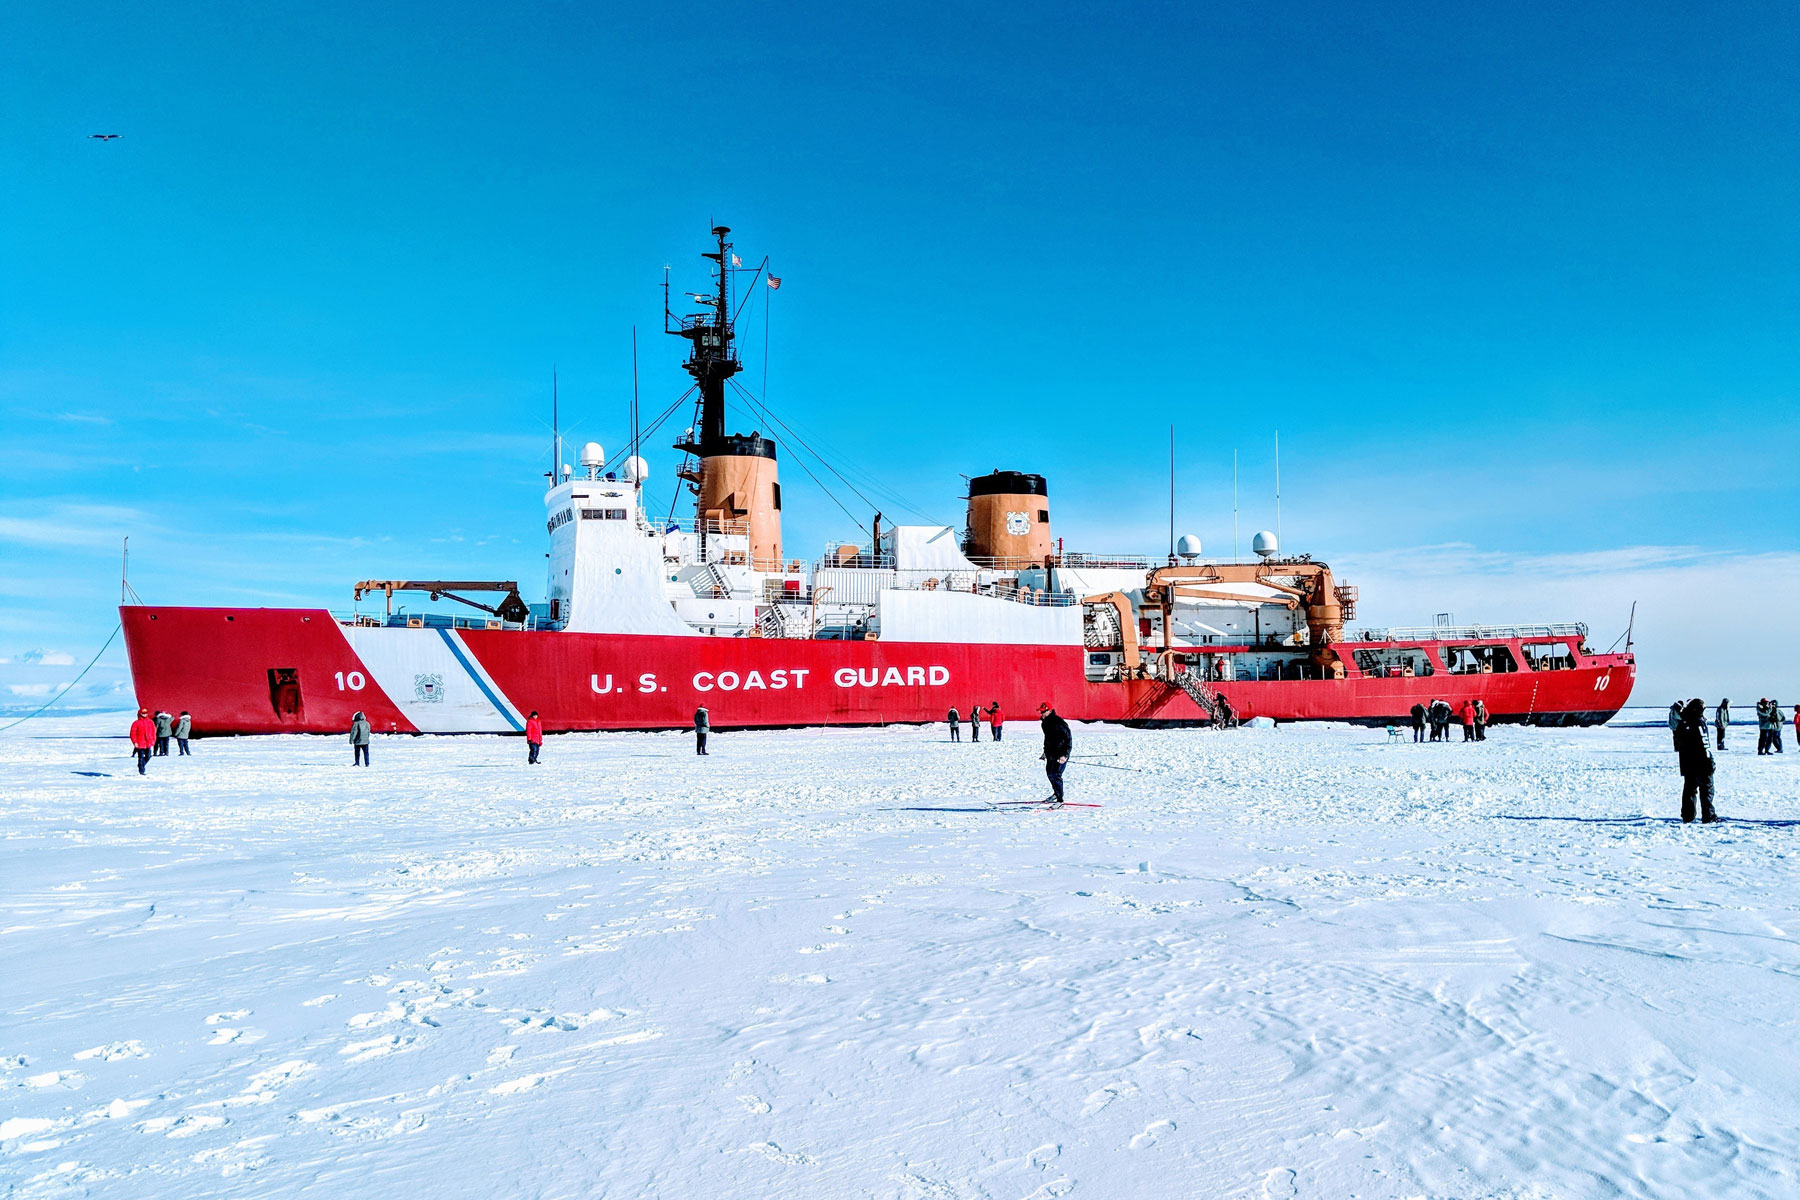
[1409,703,1427,743]
[693,706,709,755]
[1039,702,1072,807]
[1673,697,1718,823]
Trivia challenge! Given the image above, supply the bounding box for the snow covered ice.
[3,716,1799,1198]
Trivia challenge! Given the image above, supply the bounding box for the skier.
[1668,701,1683,750]
[1458,700,1476,742]
[1409,702,1427,743]
[153,709,173,756]
[174,711,193,755]
[1473,699,1489,741]
[1715,698,1729,750]
[349,711,371,766]
[694,705,709,755]
[525,710,543,764]
[1673,697,1718,823]
[968,703,982,743]
[1039,701,1072,807]
[129,708,156,775]
[947,706,961,742]
[988,701,1004,742]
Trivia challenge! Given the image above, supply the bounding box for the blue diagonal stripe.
[436,628,525,732]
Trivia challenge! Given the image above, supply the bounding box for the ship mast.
[670,225,741,454]
[666,225,783,570]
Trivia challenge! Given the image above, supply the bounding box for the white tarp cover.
[876,589,1083,645]
[884,525,978,573]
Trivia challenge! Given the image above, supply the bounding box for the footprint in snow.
[1129,1119,1175,1149]
[737,1095,772,1114]
[1261,1167,1297,1199]
[206,1010,251,1025]
[1028,1142,1061,1169]
[744,1140,816,1166]
[139,1113,228,1139]
[1080,1081,1139,1117]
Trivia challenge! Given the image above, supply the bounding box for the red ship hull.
[122,606,1635,735]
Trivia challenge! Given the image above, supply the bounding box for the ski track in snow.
[2,715,1799,1197]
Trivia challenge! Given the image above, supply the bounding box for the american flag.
[767,275,782,290]
[731,253,741,267]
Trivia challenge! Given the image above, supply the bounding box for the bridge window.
[1353,648,1435,678]
[1440,644,1519,675]
[1523,641,1576,670]
[581,508,629,520]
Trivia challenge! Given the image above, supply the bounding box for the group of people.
[946,703,1005,743]
[1753,698,1789,755]
[126,708,193,773]
[1687,698,1791,756]
[1408,698,1488,742]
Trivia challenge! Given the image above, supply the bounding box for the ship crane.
[353,579,530,623]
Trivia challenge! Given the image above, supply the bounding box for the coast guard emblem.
[414,673,445,703]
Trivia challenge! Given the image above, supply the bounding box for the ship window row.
[581,508,630,521]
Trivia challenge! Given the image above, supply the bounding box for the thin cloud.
[0,503,155,548]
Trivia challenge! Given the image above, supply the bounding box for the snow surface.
[3,715,1799,1198]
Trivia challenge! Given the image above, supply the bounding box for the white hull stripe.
[437,629,524,731]
[337,625,523,733]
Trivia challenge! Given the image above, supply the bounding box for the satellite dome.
[1176,534,1202,560]
[1253,530,1279,558]
[579,441,605,469]
[623,455,649,483]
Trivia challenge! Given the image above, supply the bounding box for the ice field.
[3,715,1799,1198]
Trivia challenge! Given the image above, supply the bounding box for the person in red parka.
[1458,700,1476,742]
[988,701,1004,742]
[128,708,156,775]
[525,710,544,764]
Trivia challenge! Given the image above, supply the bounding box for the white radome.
[1253,530,1279,558]
[1176,534,1202,560]
[624,455,649,483]
[579,442,605,469]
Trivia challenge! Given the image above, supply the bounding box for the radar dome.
[623,455,649,483]
[1252,530,1278,558]
[1176,534,1202,560]
[579,441,605,469]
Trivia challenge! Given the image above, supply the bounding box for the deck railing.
[1354,622,1589,643]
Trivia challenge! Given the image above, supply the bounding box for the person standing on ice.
[1668,701,1683,749]
[1754,698,1773,754]
[349,711,371,766]
[1473,699,1489,741]
[129,708,156,775]
[947,706,961,742]
[1771,701,1787,753]
[1714,698,1729,750]
[1039,701,1072,807]
[968,703,982,743]
[153,709,173,756]
[1409,702,1427,743]
[174,711,192,755]
[988,701,1004,742]
[693,705,709,755]
[1458,700,1476,742]
[1673,698,1718,823]
[525,710,543,764]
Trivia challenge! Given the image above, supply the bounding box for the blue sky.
[3,0,1797,708]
